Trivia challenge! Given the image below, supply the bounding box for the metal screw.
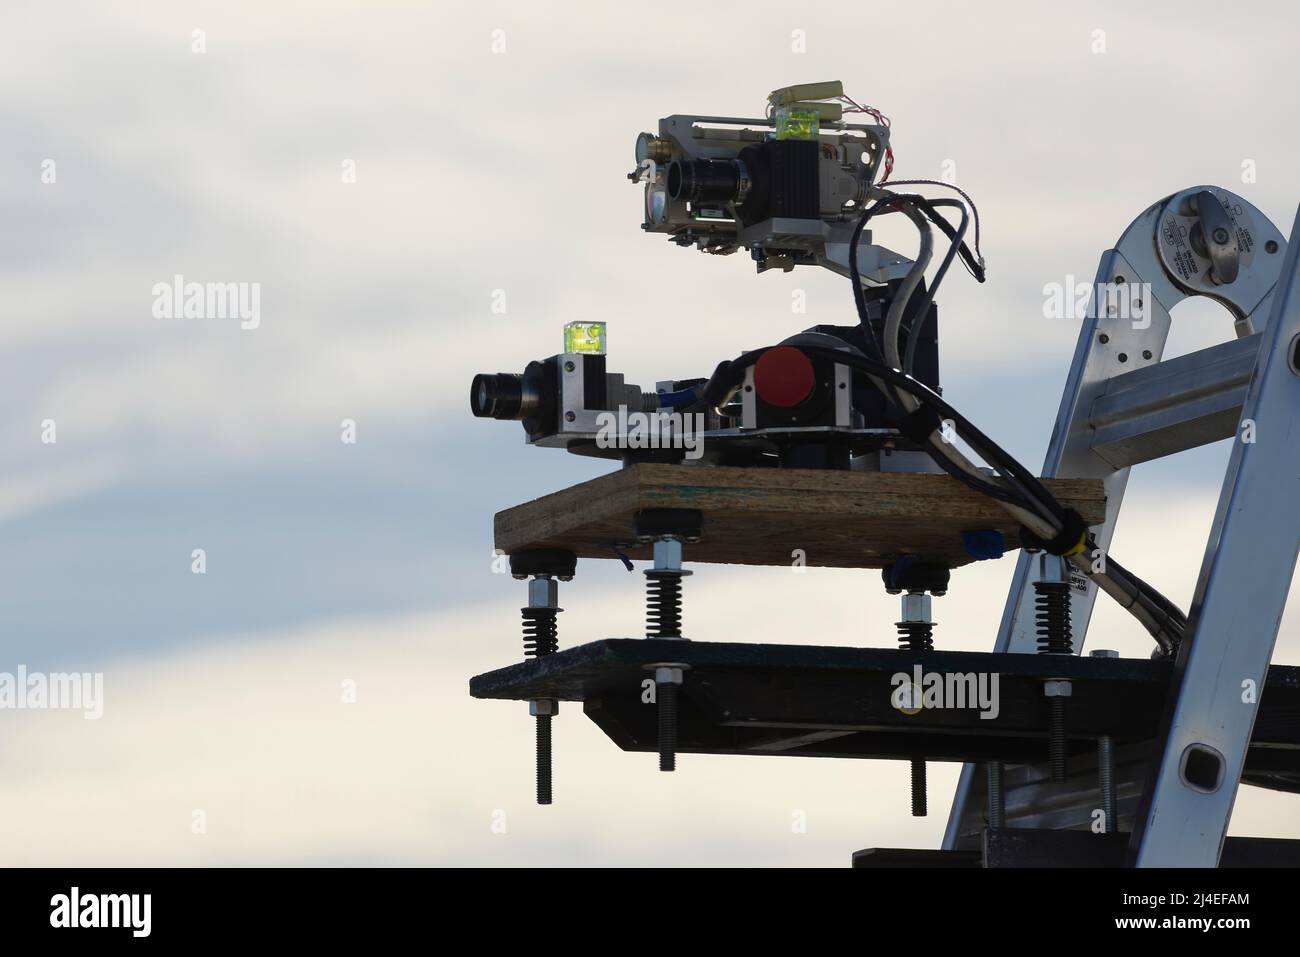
[897,589,935,817]
[1036,555,1074,782]
[658,683,677,771]
[521,570,563,806]
[652,666,684,772]
[1097,733,1115,832]
[1212,226,1231,245]
[1090,649,1119,832]
[987,761,1005,829]
[634,511,699,775]
[536,715,552,803]
[529,699,558,804]
[911,760,927,817]
[1048,696,1068,780]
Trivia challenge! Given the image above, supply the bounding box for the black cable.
[844,197,1059,520]
[706,339,1074,535]
[697,344,1048,514]
[885,178,985,264]
[800,344,1067,523]
[848,196,900,360]
[909,197,984,283]
[691,342,1188,651]
[807,237,1063,523]
[902,198,968,374]
[1103,550,1187,639]
[847,194,983,373]
[921,441,1036,506]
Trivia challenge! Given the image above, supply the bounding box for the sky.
[1,0,1297,865]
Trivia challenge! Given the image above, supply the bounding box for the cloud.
[2,0,1296,865]
[1,486,1293,865]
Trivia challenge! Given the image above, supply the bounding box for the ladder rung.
[1088,334,1259,467]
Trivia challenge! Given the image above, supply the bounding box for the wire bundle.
[692,181,1186,655]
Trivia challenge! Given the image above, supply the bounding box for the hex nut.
[653,666,684,685]
[1043,679,1073,698]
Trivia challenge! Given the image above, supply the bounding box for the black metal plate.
[470,640,1300,780]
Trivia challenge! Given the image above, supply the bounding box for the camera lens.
[666,158,741,204]
[470,373,524,419]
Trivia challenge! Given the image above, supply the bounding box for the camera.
[630,82,907,279]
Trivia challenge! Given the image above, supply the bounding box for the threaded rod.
[1098,735,1116,832]
[910,759,927,817]
[1049,696,1068,782]
[987,761,1005,828]
[658,681,678,772]
[535,714,553,805]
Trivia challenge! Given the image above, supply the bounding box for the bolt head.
[529,699,559,716]
[654,666,684,685]
[1089,648,1119,659]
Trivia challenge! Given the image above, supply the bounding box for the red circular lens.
[753,346,816,408]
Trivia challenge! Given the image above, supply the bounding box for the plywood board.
[493,464,1106,570]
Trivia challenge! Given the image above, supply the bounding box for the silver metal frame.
[1130,205,1300,865]
[943,187,1292,858]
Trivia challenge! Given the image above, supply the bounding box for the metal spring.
[521,607,559,657]
[896,621,935,652]
[1034,581,1073,655]
[645,571,683,638]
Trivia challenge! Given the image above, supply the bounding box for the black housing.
[666,140,822,227]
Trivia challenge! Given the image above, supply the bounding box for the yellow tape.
[1062,534,1088,557]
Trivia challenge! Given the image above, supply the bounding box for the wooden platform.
[494,464,1106,570]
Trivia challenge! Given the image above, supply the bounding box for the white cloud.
[1,486,1293,865]
[6,1,1298,517]
[1,0,1296,865]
